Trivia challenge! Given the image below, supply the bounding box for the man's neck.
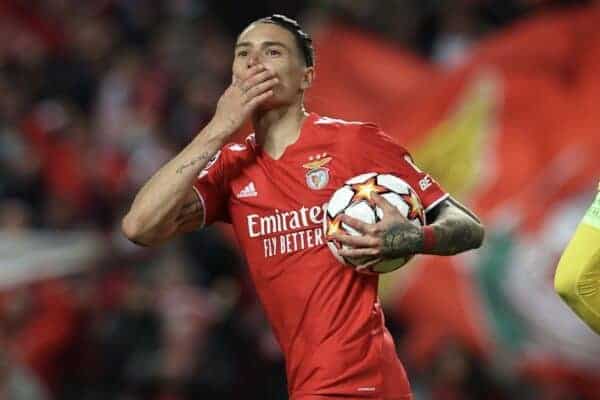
[252,103,308,160]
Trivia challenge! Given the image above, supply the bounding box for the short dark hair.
[256,14,314,67]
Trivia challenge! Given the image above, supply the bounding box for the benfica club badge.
[303,153,332,190]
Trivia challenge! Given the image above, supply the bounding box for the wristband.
[422,225,436,253]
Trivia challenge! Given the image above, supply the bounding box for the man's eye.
[236,50,248,57]
[267,49,281,56]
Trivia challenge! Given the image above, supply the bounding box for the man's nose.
[246,53,260,69]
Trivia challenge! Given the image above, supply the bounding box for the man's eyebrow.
[262,41,289,50]
[234,41,290,50]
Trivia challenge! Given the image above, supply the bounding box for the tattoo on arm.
[176,151,212,175]
[380,199,484,259]
[382,223,424,258]
[426,201,484,256]
[174,199,203,226]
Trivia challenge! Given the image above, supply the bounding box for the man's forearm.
[122,122,228,241]
[426,212,484,255]
[381,199,484,258]
[424,198,484,255]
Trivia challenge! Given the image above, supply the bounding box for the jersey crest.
[303,153,331,190]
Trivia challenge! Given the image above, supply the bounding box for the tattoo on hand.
[176,152,212,175]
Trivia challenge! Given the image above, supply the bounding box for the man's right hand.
[211,64,279,135]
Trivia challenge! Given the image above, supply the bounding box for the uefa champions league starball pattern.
[324,172,426,274]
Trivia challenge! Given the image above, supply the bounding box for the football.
[324,172,426,274]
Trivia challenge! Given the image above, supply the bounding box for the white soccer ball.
[324,172,426,274]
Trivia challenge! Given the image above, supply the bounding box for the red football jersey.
[193,113,448,399]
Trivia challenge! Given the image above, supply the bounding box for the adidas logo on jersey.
[237,182,258,198]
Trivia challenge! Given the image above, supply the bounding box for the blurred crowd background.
[1,0,600,399]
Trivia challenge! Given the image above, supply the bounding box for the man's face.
[233,23,312,109]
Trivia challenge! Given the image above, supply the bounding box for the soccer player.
[554,182,600,335]
[122,14,485,400]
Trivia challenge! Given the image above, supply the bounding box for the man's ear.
[301,67,315,90]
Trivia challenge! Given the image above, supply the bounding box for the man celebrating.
[123,15,484,399]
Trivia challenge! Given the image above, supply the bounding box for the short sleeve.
[350,124,449,213]
[192,149,230,225]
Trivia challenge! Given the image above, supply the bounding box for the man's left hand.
[330,193,425,260]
